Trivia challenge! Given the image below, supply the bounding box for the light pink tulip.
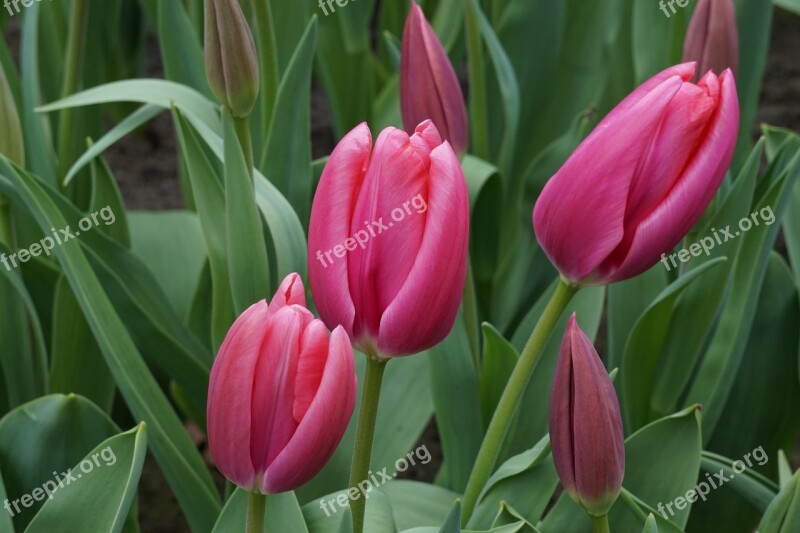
[207,273,356,493]
[533,63,739,285]
[683,0,739,81]
[401,3,468,156]
[550,314,625,517]
[308,120,469,357]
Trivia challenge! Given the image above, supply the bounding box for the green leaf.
[381,481,460,531]
[478,324,518,430]
[775,0,800,14]
[0,394,119,530]
[223,113,271,312]
[0,468,13,533]
[88,153,130,247]
[757,468,800,533]
[302,487,396,533]
[463,155,503,283]
[156,0,209,94]
[642,513,658,533]
[0,160,221,531]
[439,500,462,533]
[698,451,778,512]
[24,424,147,533]
[779,451,793,489]
[212,489,309,533]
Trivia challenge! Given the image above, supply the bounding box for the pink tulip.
[207,273,356,493]
[308,120,469,357]
[401,3,468,156]
[683,0,739,81]
[533,63,739,285]
[549,314,625,516]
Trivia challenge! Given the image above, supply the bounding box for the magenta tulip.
[401,3,468,156]
[533,63,739,285]
[683,0,739,80]
[207,273,356,493]
[308,120,469,357]
[549,314,625,516]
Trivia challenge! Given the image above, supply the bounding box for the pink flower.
[308,120,469,357]
[549,314,625,516]
[533,63,739,285]
[207,274,356,493]
[683,0,739,81]
[401,2,468,156]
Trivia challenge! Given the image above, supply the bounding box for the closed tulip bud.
[683,0,739,80]
[308,120,469,357]
[401,3,468,156]
[0,66,24,167]
[207,273,356,493]
[549,314,625,517]
[533,63,738,285]
[204,0,260,117]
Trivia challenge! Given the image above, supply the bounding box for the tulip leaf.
[642,513,658,533]
[337,0,377,54]
[463,155,503,283]
[0,394,119,530]
[467,436,557,530]
[222,112,271,312]
[88,153,130,247]
[0,469,13,532]
[698,451,778,512]
[757,468,800,533]
[381,481,461,531]
[261,16,317,224]
[478,324,518,430]
[490,503,540,532]
[0,160,221,531]
[336,506,353,533]
[302,487,396,533]
[775,0,800,14]
[631,0,685,84]
[620,257,725,432]
[439,500,462,533]
[24,424,147,533]
[212,489,308,533]
[156,0,209,95]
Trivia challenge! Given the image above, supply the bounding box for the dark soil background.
[3,6,800,533]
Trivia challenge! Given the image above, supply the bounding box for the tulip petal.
[207,300,270,489]
[308,123,372,337]
[249,305,313,475]
[533,75,684,282]
[378,141,469,355]
[348,127,429,342]
[292,320,329,423]
[263,326,356,493]
[269,272,306,312]
[601,69,739,281]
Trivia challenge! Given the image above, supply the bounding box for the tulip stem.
[349,351,388,533]
[233,115,255,181]
[590,514,611,533]
[246,491,266,533]
[460,279,578,525]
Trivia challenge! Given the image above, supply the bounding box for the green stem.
[349,352,388,533]
[233,115,255,182]
[57,0,89,187]
[590,513,610,533]
[246,491,266,533]
[463,0,488,159]
[461,279,579,525]
[463,260,481,369]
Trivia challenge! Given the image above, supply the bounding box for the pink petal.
[600,69,739,282]
[207,300,270,489]
[549,315,578,494]
[269,272,306,312]
[263,326,356,493]
[308,123,372,338]
[533,75,684,282]
[347,127,429,343]
[292,320,329,423]
[378,141,469,355]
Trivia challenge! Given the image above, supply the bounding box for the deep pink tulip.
[308,120,469,357]
[683,0,739,81]
[549,314,625,516]
[533,63,739,285]
[207,273,356,493]
[401,3,468,156]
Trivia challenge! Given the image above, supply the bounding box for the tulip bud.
[549,314,625,516]
[207,273,356,493]
[204,0,260,117]
[683,0,739,80]
[533,63,739,285]
[401,3,468,156]
[308,120,469,357]
[0,66,24,167]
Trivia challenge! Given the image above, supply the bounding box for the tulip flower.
[204,0,260,117]
[308,120,469,358]
[533,62,738,285]
[401,3,468,156]
[550,314,625,519]
[683,0,739,80]
[207,273,356,494]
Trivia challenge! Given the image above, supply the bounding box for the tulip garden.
[1,0,800,532]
